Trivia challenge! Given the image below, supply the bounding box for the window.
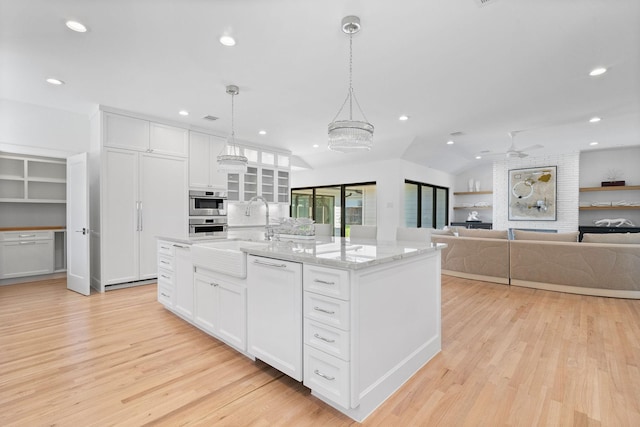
[291,182,376,237]
[404,180,448,228]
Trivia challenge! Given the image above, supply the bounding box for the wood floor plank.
[1,275,639,426]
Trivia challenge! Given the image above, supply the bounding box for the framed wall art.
[508,166,557,221]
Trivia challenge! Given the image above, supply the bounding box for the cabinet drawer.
[304,292,350,331]
[304,345,350,409]
[158,255,174,271]
[304,264,349,300]
[157,241,174,256]
[157,268,174,283]
[158,282,173,305]
[304,319,350,361]
[1,230,53,241]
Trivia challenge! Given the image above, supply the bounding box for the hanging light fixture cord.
[331,30,369,123]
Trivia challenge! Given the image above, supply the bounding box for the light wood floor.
[1,276,639,426]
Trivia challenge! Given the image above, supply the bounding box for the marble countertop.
[240,238,444,270]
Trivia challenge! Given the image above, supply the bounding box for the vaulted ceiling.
[1,0,638,174]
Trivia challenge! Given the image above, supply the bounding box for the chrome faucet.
[245,196,273,240]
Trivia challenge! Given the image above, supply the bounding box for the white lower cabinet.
[0,231,54,279]
[157,241,175,308]
[247,255,303,381]
[194,267,247,351]
[303,263,351,409]
[173,244,194,319]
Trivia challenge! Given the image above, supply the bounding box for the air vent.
[202,115,219,121]
[450,131,465,137]
[474,0,499,7]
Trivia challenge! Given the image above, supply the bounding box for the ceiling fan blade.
[518,144,544,152]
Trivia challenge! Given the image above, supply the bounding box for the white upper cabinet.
[103,112,188,157]
[104,113,150,152]
[188,131,227,190]
[150,123,188,157]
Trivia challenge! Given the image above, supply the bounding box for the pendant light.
[217,85,248,173]
[328,15,374,152]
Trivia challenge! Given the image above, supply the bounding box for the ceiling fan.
[483,130,544,159]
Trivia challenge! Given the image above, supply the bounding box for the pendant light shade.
[217,85,248,173]
[328,16,374,152]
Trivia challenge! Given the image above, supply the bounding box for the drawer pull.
[313,306,335,315]
[160,245,170,250]
[313,279,335,285]
[19,241,37,245]
[253,259,287,268]
[313,333,335,343]
[160,260,170,265]
[210,282,219,287]
[314,369,335,381]
[19,234,36,238]
[160,292,169,298]
[173,244,189,249]
[160,274,171,279]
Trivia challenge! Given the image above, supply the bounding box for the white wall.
[493,152,580,232]
[0,99,90,157]
[292,158,455,240]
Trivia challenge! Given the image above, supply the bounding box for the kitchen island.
[157,236,444,422]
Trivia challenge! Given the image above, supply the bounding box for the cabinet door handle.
[313,279,335,285]
[314,369,335,381]
[173,244,189,249]
[19,241,37,245]
[253,259,287,268]
[139,201,143,231]
[136,201,141,231]
[19,234,36,238]
[313,333,335,343]
[313,306,335,315]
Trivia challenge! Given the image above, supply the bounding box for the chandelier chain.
[349,33,353,120]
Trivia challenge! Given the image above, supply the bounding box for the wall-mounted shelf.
[579,206,640,211]
[0,155,66,203]
[453,206,493,210]
[453,191,493,195]
[579,185,640,192]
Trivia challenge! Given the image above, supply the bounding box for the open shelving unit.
[0,155,66,203]
[578,186,640,211]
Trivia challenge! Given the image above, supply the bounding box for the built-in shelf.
[453,191,493,195]
[579,185,640,192]
[579,206,640,211]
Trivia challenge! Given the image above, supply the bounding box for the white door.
[66,153,90,295]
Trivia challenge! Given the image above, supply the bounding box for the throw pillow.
[457,228,509,239]
[582,233,640,244]
[513,230,579,242]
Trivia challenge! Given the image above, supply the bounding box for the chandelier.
[217,85,248,173]
[328,15,374,152]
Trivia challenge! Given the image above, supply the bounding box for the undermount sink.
[191,240,269,278]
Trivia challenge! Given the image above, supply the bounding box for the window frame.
[404,179,449,228]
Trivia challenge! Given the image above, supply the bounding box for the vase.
[468,178,474,192]
[475,181,481,192]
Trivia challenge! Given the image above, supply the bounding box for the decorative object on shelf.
[467,211,480,221]
[594,218,635,227]
[468,178,474,192]
[591,202,612,207]
[217,85,248,173]
[601,169,625,187]
[475,180,481,192]
[327,15,374,152]
[509,166,557,221]
[474,201,489,207]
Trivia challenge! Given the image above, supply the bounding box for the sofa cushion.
[582,232,640,244]
[513,230,579,242]
[431,228,455,236]
[457,228,508,239]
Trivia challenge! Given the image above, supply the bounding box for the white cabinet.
[103,112,188,157]
[0,231,54,279]
[157,241,193,317]
[247,255,303,381]
[188,131,227,190]
[101,148,187,287]
[194,267,247,351]
[302,263,351,408]
[0,154,66,203]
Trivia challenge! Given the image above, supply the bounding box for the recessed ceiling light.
[219,35,236,47]
[589,116,601,123]
[398,115,409,121]
[446,140,454,145]
[313,144,319,148]
[475,155,482,160]
[46,78,64,85]
[589,67,607,76]
[178,110,189,116]
[258,130,267,135]
[589,141,599,146]
[65,20,87,33]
